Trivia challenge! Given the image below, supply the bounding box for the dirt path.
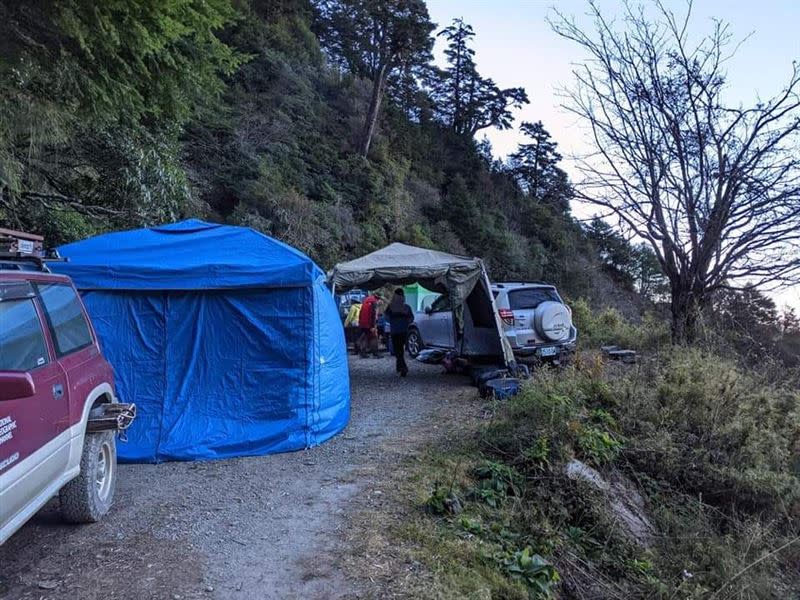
[0,357,475,600]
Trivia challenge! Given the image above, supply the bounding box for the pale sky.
[426,0,800,310]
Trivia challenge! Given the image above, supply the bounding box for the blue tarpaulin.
[53,220,350,463]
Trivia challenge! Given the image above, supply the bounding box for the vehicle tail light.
[498,308,515,325]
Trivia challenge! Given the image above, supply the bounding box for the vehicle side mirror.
[0,372,36,401]
[424,306,433,315]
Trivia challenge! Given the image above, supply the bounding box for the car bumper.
[513,345,573,358]
[510,334,577,358]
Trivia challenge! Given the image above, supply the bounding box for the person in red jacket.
[357,292,381,358]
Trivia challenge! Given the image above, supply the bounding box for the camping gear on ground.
[416,348,448,364]
[52,219,350,463]
[470,366,508,387]
[601,345,638,364]
[481,378,522,400]
[329,243,516,369]
[514,363,531,379]
[442,350,469,374]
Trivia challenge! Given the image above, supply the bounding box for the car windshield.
[508,288,560,310]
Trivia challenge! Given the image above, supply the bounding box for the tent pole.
[480,265,517,371]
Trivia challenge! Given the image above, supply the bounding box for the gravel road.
[0,356,475,600]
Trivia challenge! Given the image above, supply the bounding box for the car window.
[508,288,560,310]
[420,294,438,312]
[36,284,93,357]
[430,295,450,313]
[0,298,49,371]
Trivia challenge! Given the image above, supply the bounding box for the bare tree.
[551,1,800,342]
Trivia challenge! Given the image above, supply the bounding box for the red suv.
[0,259,130,544]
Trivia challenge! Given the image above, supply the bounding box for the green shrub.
[471,461,522,507]
[617,348,800,515]
[457,350,797,597]
[571,297,669,349]
[497,547,560,598]
[575,424,624,465]
[484,366,624,469]
[521,437,551,472]
[424,483,452,515]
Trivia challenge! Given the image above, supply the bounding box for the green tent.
[403,282,437,312]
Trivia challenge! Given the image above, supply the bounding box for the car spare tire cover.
[535,301,572,342]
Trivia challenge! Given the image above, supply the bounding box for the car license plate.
[539,346,557,357]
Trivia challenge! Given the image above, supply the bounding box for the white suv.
[406,282,577,362]
[491,282,577,359]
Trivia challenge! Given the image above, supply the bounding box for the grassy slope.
[345,348,800,599]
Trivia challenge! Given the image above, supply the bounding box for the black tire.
[60,431,117,523]
[406,328,424,358]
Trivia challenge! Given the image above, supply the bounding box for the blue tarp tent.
[52,219,350,463]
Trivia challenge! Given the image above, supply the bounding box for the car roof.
[492,281,556,290]
[0,255,73,283]
[0,269,72,284]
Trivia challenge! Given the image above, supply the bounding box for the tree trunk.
[359,63,389,158]
[670,285,707,344]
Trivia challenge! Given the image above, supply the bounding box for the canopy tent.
[329,243,515,366]
[52,219,350,463]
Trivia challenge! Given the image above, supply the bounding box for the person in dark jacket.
[384,288,414,376]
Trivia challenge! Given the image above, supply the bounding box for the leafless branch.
[550,0,800,341]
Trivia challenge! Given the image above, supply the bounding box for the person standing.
[357,292,380,358]
[385,288,414,376]
[344,300,362,353]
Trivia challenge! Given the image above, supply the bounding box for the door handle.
[53,384,64,400]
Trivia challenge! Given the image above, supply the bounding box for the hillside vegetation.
[0,0,659,306]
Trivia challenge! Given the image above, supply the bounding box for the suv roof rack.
[493,281,554,288]
[0,253,50,272]
[0,253,68,273]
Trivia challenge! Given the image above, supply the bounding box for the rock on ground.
[565,458,654,547]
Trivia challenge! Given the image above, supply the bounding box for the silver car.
[406,282,577,361]
[492,282,577,358]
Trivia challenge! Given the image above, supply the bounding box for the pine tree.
[509,122,561,197]
[434,19,528,136]
[0,0,241,229]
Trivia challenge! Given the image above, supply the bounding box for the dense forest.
[0,0,658,301]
